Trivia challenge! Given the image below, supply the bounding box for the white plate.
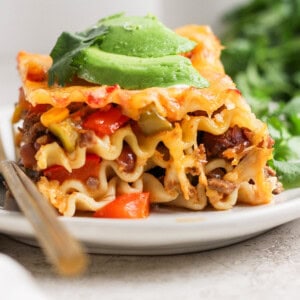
[1,191,300,255]
[1,106,300,255]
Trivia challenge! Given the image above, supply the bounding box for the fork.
[0,130,88,276]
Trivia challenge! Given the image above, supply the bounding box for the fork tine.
[0,131,7,162]
[0,175,6,208]
[0,160,88,276]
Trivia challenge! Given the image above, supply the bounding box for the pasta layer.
[14,25,281,216]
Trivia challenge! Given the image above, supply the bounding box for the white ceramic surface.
[1,106,300,255]
[1,189,300,255]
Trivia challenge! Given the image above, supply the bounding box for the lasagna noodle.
[16,25,277,216]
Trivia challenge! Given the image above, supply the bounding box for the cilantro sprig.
[48,25,108,86]
[221,0,300,189]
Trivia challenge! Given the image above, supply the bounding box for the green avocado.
[48,13,209,89]
[74,46,209,89]
[93,13,196,57]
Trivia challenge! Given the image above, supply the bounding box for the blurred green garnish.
[221,0,300,188]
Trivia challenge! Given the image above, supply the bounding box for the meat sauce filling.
[201,125,252,159]
[17,98,277,197]
[18,102,137,180]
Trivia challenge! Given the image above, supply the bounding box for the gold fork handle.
[0,160,88,276]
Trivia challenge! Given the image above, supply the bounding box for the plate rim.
[1,188,300,254]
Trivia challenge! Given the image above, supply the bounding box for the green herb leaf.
[48,25,107,86]
[271,159,300,189]
[221,0,300,189]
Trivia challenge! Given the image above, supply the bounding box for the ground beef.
[21,111,46,145]
[79,130,96,147]
[86,177,100,190]
[188,110,208,117]
[19,111,48,168]
[116,143,136,173]
[207,178,237,195]
[206,168,226,180]
[201,126,251,158]
[19,143,37,168]
[264,166,284,194]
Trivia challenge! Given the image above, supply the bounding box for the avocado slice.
[74,46,209,90]
[92,13,196,58]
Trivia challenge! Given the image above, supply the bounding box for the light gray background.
[0,0,244,55]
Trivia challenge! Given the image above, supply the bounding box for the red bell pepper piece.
[82,106,129,137]
[93,192,150,219]
[43,153,101,184]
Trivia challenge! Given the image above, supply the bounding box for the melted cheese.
[18,26,268,140]
[16,25,278,216]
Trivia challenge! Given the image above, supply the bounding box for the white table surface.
[1,219,300,300]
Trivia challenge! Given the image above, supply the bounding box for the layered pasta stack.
[13,24,281,217]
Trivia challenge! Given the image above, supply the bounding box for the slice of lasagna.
[13,14,282,217]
